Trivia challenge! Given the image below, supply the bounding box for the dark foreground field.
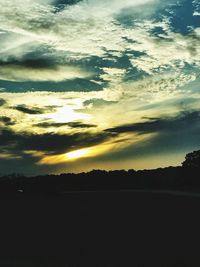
[0,190,200,266]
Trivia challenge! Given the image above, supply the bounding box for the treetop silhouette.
[182,150,200,168]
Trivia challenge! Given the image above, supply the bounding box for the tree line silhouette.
[0,150,200,195]
[0,150,200,265]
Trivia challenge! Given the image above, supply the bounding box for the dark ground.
[0,190,200,266]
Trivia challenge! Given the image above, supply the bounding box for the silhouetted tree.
[182,150,200,168]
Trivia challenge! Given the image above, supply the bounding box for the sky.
[0,0,200,175]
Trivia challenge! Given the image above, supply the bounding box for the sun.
[38,142,118,165]
[65,148,90,160]
[45,106,91,123]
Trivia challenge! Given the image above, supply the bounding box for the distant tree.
[182,150,200,168]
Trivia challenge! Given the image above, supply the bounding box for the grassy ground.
[0,190,200,266]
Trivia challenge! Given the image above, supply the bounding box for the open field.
[0,190,200,266]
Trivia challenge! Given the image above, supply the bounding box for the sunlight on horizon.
[37,141,119,165]
[65,148,91,160]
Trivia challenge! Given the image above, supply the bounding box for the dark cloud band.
[0,98,6,106]
[0,116,15,126]
[14,105,45,115]
[105,111,200,135]
[0,128,116,154]
[35,121,97,128]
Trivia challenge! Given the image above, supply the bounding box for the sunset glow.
[66,148,90,160]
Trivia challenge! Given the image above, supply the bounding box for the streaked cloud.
[0,63,92,82]
[14,105,46,115]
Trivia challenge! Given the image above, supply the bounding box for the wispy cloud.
[0,0,200,173]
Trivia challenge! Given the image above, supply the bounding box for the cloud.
[53,0,82,11]
[66,121,97,128]
[14,105,45,115]
[0,0,199,94]
[0,0,157,59]
[0,0,200,174]
[0,59,92,82]
[0,57,57,69]
[105,111,200,135]
[0,98,6,106]
[0,116,15,126]
[35,122,73,128]
[83,98,117,108]
[0,128,116,154]
[100,111,200,161]
[35,121,96,128]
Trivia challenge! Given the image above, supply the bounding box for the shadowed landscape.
[0,150,200,266]
[1,0,200,265]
